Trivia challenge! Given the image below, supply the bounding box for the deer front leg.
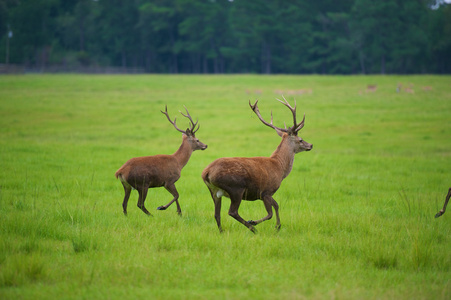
[248,195,281,230]
[158,183,181,216]
[435,187,451,218]
[228,193,256,233]
[272,198,281,230]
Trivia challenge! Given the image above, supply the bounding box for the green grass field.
[0,74,450,299]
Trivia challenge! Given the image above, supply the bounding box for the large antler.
[161,105,199,136]
[179,106,200,134]
[249,96,305,135]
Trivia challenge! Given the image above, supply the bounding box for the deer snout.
[193,138,208,151]
[197,141,208,150]
[302,141,312,151]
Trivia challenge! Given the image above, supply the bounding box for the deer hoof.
[157,206,167,211]
[435,212,443,218]
[248,220,257,225]
[275,224,281,231]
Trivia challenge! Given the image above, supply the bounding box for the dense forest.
[1,0,451,74]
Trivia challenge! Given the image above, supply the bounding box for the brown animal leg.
[208,189,223,232]
[158,183,181,216]
[121,182,132,216]
[248,196,281,230]
[248,195,274,226]
[271,198,281,230]
[228,192,256,233]
[435,187,451,218]
[215,197,222,232]
[137,188,152,216]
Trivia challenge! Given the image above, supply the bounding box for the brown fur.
[116,108,207,216]
[202,99,312,233]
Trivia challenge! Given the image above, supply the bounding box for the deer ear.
[275,128,285,137]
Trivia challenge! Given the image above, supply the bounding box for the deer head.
[249,97,312,153]
[161,105,207,151]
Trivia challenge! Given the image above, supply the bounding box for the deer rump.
[202,157,281,201]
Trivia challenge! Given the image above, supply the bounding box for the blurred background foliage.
[1,0,450,74]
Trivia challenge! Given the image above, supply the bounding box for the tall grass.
[0,74,450,299]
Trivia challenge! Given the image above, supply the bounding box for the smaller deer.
[366,85,377,93]
[202,97,312,233]
[115,106,207,216]
[435,187,451,218]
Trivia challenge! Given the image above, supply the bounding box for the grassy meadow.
[0,74,450,299]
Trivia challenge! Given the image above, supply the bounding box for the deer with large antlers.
[115,106,207,216]
[202,98,312,233]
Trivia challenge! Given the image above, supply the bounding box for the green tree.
[297,0,354,74]
[95,0,140,70]
[177,0,232,73]
[1,0,450,74]
[425,3,451,73]
[139,0,182,73]
[0,0,19,64]
[230,0,311,74]
[7,0,59,67]
[350,0,429,74]
[54,0,102,68]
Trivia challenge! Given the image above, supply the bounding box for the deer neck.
[270,135,295,179]
[173,135,193,168]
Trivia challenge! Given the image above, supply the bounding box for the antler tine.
[179,106,199,133]
[295,113,306,132]
[161,105,186,134]
[276,95,297,129]
[249,99,287,132]
[193,123,200,134]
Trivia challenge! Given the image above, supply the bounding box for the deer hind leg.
[272,198,281,230]
[435,187,451,218]
[121,182,132,216]
[228,191,256,233]
[158,183,181,216]
[207,188,223,232]
[248,195,281,230]
[137,187,152,216]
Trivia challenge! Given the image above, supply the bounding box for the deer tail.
[201,169,210,184]
[115,167,123,180]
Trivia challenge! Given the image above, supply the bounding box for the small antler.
[249,97,305,135]
[161,105,199,136]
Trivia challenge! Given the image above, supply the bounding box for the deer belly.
[214,188,259,200]
[128,173,167,189]
[242,189,261,200]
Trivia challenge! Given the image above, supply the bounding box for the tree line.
[1,0,451,74]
